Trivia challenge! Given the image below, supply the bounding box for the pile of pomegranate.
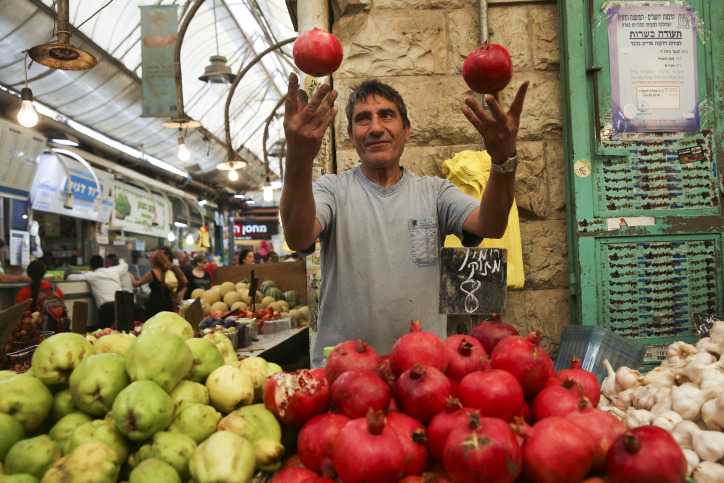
[264,316,687,483]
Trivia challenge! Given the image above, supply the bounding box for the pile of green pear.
[0,311,283,483]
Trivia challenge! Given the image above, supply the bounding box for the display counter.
[0,282,28,310]
[238,326,310,370]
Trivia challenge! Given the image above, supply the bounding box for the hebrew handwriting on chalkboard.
[457,248,503,314]
[440,248,507,316]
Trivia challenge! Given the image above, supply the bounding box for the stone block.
[499,72,561,140]
[529,4,560,69]
[488,5,531,69]
[446,6,481,73]
[333,76,480,149]
[334,11,448,78]
[502,288,571,355]
[333,0,371,17]
[514,141,548,217]
[374,0,476,9]
[519,219,569,289]
[545,137,567,215]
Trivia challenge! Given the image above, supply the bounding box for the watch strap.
[491,154,518,174]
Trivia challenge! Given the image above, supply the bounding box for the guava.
[206,365,254,413]
[48,412,91,447]
[0,414,25,460]
[110,381,174,441]
[144,432,196,480]
[125,331,192,392]
[50,390,75,422]
[30,333,94,386]
[0,370,17,381]
[4,435,61,478]
[128,458,180,483]
[142,312,193,340]
[0,475,38,483]
[169,403,221,444]
[217,404,284,470]
[93,333,136,356]
[41,441,120,483]
[69,353,129,417]
[0,374,53,432]
[169,381,209,413]
[65,419,128,461]
[203,332,237,365]
[265,362,283,377]
[185,338,224,383]
[189,431,255,483]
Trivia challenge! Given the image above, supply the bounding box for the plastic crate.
[555,325,646,382]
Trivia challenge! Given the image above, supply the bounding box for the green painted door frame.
[558,0,723,366]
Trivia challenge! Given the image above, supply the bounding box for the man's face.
[349,94,410,170]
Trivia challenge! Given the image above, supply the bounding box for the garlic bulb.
[652,410,683,432]
[699,366,724,400]
[612,387,636,410]
[643,366,675,388]
[710,320,724,346]
[696,337,721,357]
[650,387,673,416]
[631,385,658,410]
[692,430,724,462]
[667,341,698,367]
[672,383,706,420]
[616,366,641,390]
[597,394,611,410]
[693,462,724,483]
[671,420,701,450]
[682,448,699,477]
[683,352,717,385]
[602,359,617,398]
[701,399,723,431]
[625,408,654,429]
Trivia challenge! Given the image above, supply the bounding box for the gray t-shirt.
[311,166,480,366]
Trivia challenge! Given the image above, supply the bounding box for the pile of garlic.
[598,320,724,482]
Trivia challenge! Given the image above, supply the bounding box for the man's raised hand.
[283,72,338,166]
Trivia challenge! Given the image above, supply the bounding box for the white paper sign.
[607,5,699,132]
[9,230,30,267]
[110,181,171,238]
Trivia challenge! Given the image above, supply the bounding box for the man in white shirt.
[105,253,135,292]
[67,255,128,329]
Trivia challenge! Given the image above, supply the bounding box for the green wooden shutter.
[559,0,723,368]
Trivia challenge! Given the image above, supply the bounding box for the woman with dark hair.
[187,254,211,293]
[133,250,175,319]
[239,248,255,265]
[15,260,63,310]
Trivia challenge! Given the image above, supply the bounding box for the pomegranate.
[281,455,306,469]
[271,467,320,483]
[457,369,524,422]
[386,411,429,476]
[462,42,512,94]
[606,426,686,483]
[330,369,391,418]
[390,321,448,376]
[443,413,522,483]
[532,381,588,420]
[292,28,343,77]
[264,368,330,426]
[517,401,532,424]
[490,332,554,398]
[377,355,397,387]
[469,313,519,354]
[554,357,601,406]
[297,412,349,472]
[427,397,478,462]
[325,339,380,384]
[394,364,453,423]
[332,409,405,483]
[567,402,626,472]
[443,334,488,381]
[520,417,594,483]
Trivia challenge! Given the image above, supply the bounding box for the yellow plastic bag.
[442,150,525,288]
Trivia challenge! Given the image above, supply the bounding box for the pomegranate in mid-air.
[462,41,512,94]
[293,28,344,77]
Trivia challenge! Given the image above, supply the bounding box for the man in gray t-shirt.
[280,73,529,367]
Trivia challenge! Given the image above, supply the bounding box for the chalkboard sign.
[439,247,507,315]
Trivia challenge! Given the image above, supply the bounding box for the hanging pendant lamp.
[28,0,97,70]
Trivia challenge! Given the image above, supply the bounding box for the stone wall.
[331,0,570,353]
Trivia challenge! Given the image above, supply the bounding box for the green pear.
[189,432,255,483]
[206,365,253,413]
[65,420,128,461]
[41,441,120,483]
[50,390,75,422]
[4,435,61,478]
[142,311,193,340]
[185,338,223,383]
[30,333,94,386]
[110,381,174,441]
[128,458,180,483]
[0,414,25,460]
[0,374,52,432]
[0,474,39,483]
[145,432,196,480]
[69,353,129,417]
[48,412,91,448]
[203,332,237,365]
[93,333,136,356]
[125,331,192,393]
[169,403,220,444]
[217,404,283,470]
[169,381,209,413]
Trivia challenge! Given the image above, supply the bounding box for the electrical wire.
[76,0,117,31]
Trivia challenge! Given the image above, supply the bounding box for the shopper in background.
[16,260,63,309]
[67,255,128,329]
[177,250,193,282]
[265,251,280,263]
[133,250,175,319]
[239,248,255,265]
[187,254,212,293]
[205,255,219,282]
[105,253,135,292]
[160,246,188,302]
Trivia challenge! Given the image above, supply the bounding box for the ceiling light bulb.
[167,231,176,242]
[185,233,195,245]
[177,140,191,161]
[17,88,39,128]
[228,169,239,181]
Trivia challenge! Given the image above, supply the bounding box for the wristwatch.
[491,153,518,174]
